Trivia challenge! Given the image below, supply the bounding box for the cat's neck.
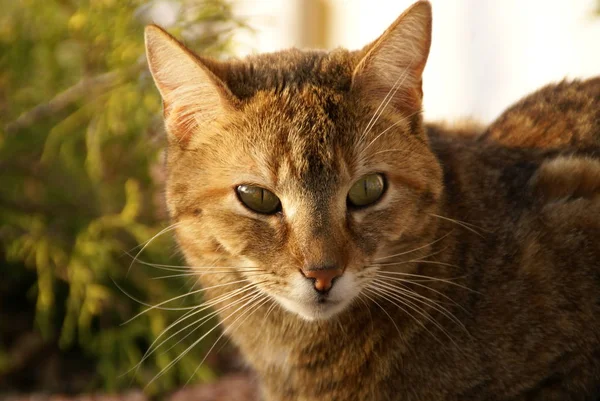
[220,216,474,400]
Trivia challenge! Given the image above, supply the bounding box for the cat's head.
[145,0,443,321]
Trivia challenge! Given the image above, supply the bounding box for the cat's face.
[146,1,441,320]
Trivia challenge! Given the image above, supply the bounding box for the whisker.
[356,293,375,334]
[112,277,201,313]
[375,231,454,261]
[151,269,267,280]
[214,295,278,357]
[127,286,261,376]
[374,270,478,293]
[157,289,262,357]
[362,110,421,154]
[358,62,414,148]
[263,298,278,322]
[145,289,266,388]
[371,278,469,336]
[428,213,489,237]
[120,279,261,324]
[358,68,408,145]
[374,274,467,304]
[185,294,271,385]
[370,148,408,156]
[126,222,183,277]
[123,256,195,272]
[129,256,263,273]
[374,259,458,269]
[375,283,463,348]
[365,284,452,347]
[125,222,182,254]
[361,290,403,339]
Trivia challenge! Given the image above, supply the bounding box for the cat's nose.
[301,266,343,294]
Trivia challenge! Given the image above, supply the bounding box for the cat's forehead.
[222,48,357,100]
[211,49,381,190]
[236,83,359,189]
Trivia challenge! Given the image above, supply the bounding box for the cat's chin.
[275,295,351,321]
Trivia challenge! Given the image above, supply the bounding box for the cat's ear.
[352,0,432,114]
[144,25,235,145]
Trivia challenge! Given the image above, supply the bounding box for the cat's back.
[470,77,600,263]
[428,77,600,239]
[480,77,600,149]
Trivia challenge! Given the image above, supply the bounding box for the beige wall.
[233,0,600,123]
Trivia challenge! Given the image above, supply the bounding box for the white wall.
[233,0,600,123]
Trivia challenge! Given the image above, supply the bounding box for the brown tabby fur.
[144,1,600,400]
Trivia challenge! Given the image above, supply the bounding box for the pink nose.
[302,267,344,293]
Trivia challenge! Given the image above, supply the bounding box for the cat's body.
[482,78,600,150]
[215,130,600,401]
[144,1,600,400]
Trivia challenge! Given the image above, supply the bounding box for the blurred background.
[1,0,599,400]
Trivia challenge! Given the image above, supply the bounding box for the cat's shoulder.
[428,129,600,225]
[427,77,600,214]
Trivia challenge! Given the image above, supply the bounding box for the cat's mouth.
[274,294,348,321]
[316,294,335,304]
[269,272,358,321]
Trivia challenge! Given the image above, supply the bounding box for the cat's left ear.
[144,25,236,146]
[352,0,432,114]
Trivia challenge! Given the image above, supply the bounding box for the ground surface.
[1,373,257,401]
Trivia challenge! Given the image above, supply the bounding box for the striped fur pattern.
[144,1,600,400]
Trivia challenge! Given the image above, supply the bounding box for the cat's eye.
[347,173,386,208]
[236,185,281,214]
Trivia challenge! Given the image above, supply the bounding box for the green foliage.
[0,0,244,394]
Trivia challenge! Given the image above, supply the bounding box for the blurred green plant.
[0,0,246,395]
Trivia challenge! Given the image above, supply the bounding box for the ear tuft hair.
[352,1,432,113]
[145,25,234,145]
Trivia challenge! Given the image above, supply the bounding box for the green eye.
[347,173,386,208]
[236,185,281,214]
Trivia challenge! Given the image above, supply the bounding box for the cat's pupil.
[236,185,281,214]
[347,173,386,208]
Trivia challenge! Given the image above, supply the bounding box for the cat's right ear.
[144,25,235,145]
[351,0,432,115]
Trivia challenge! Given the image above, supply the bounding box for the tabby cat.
[144,1,600,400]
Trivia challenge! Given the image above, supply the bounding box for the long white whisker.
[374,270,477,293]
[367,283,456,347]
[366,285,447,346]
[428,213,488,237]
[145,289,266,388]
[151,269,266,280]
[374,256,457,268]
[129,256,263,272]
[362,110,420,154]
[367,284,443,342]
[121,279,259,324]
[371,278,469,336]
[126,222,183,277]
[263,298,278,322]
[358,72,405,144]
[362,290,403,339]
[127,286,261,377]
[113,278,202,313]
[375,231,454,261]
[156,289,262,357]
[356,293,375,334]
[185,294,271,385]
[358,63,413,147]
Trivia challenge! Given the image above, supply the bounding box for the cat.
[144,1,600,400]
